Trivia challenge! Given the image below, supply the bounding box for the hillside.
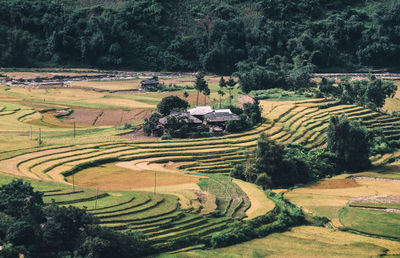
[0,0,399,75]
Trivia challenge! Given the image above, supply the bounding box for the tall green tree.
[203,86,210,106]
[327,115,371,171]
[225,76,237,106]
[218,77,226,108]
[194,73,208,106]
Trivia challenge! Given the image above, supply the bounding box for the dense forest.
[0,0,399,77]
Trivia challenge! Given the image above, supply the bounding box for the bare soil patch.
[350,195,400,204]
[63,109,103,126]
[121,128,157,141]
[63,109,152,126]
[237,94,255,108]
[308,178,360,189]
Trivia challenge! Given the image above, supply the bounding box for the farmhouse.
[157,106,242,136]
[188,106,213,119]
[204,110,241,127]
[158,112,202,133]
[140,79,159,91]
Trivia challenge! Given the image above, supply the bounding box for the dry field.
[286,175,400,218]
[233,179,275,220]
[171,226,400,257]
[62,109,152,126]
[66,162,202,191]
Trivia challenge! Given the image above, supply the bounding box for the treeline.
[0,0,400,80]
[231,115,372,188]
[0,180,150,257]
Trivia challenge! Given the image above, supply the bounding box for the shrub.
[230,164,245,180]
[225,119,249,133]
[160,134,172,140]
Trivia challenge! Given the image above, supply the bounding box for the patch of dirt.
[121,128,157,141]
[238,94,255,108]
[63,109,152,126]
[63,109,103,126]
[193,190,217,215]
[308,178,360,189]
[350,195,400,204]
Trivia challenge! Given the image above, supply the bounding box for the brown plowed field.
[63,109,103,126]
[64,109,152,126]
[308,178,360,189]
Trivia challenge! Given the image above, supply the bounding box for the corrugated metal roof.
[205,112,241,123]
[188,106,213,116]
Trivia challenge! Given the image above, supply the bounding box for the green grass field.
[340,207,400,239]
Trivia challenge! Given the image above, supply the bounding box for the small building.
[188,106,213,120]
[204,110,241,127]
[158,112,202,132]
[140,79,159,91]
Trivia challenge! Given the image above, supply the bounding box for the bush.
[225,119,249,133]
[160,134,172,140]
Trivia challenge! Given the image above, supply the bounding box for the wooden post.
[72,174,75,192]
[73,122,76,138]
[94,188,98,210]
[29,125,32,140]
[38,128,41,145]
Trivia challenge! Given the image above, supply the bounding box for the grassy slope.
[340,207,400,239]
[163,226,400,257]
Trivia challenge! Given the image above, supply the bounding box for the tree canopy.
[156,95,189,116]
[0,179,150,257]
[0,0,399,84]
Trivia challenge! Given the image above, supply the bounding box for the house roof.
[159,112,202,125]
[141,79,159,85]
[214,109,232,114]
[188,106,213,116]
[205,112,241,123]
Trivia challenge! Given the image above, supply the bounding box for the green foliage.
[210,191,306,249]
[319,77,397,110]
[157,96,189,116]
[225,119,250,133]
[194,73,209,106]
[0,180,151,257]
[160,133,172,140]
[327,115,371,171]
[0,0,399,78]
[143,112,162,136]
[0,180,43,219]
[231,133,340,188]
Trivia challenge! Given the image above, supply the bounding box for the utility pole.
[38,128,41,145]
[73,122,76,138]
[94,188,99,210]
[72,174,75,192]
[29,125,32,140]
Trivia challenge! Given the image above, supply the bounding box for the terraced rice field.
[1,95,400,253]
[170,226,400,257]
[1,98,400,199]
[259,98,400,156]
[0,172,237,251]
